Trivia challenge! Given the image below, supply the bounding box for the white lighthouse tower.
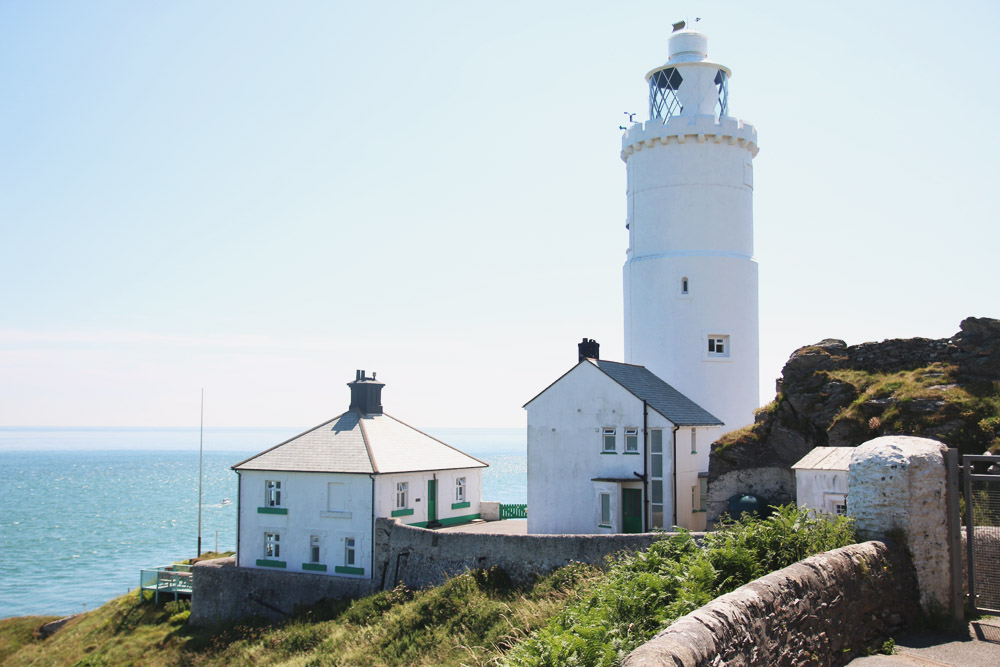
[622,27,759,434]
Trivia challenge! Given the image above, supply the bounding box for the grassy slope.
[0,564,601,667]
[1,507,855,667]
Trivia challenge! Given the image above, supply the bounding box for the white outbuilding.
[525,339,722,535]
[791,446,852,517]
[233,371,487,579]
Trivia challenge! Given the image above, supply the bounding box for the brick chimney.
[348,370,384,416]
[578,338,600,362]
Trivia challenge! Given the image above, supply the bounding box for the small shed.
[791,447,853,516]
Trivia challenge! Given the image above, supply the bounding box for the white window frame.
[707,335,730,358]
[698,477,708,512]
[599,492,612,527]
[625,428,639,453]
[455,477,466,502]
[265,480,282,507]
[395,481,408,510]
[824,492,848,517]
[309,534,321,564]
[344,536,357,567]
[264,532,281,559]
[602,428,616,453]
[691,428,697,454]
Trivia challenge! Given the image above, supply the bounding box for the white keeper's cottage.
[233,370,487,579]
[525,340,721,534]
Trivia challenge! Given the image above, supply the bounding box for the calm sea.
[0,426,525,619]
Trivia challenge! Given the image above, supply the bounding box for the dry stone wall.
[623,540,917,667]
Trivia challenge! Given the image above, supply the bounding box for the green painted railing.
[139,564,193,604]
[500,503,527,519]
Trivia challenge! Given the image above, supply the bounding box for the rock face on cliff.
[706,317,1000,523]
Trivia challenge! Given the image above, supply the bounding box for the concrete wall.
[706,466,795,526]
[480,501,500,521]
[373,517,698,589]
[189,556,377,626]
[623,541,918,667]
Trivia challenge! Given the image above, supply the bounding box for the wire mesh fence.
[965,455,1000,614]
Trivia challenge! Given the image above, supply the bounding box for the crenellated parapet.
[621,115,758,161]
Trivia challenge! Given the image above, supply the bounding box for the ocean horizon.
[2,426,526,619]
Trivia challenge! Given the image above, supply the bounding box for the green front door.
[622,488,642,534]
[427,479,438,523]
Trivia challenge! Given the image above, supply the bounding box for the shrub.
[505,505,855,666]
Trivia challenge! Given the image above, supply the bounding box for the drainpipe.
[235,471,241,565]
[370,474,376,581]
[643,400,649,532]
[671,425,680,528]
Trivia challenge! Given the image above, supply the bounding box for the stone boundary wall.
[189,556,377,626]
[373,518,697,589]
[623,540,917,667]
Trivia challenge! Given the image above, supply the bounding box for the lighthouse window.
[707,336,730,357]
[649,67,683,121]
[681,277,689,294]
[714,70,729,118]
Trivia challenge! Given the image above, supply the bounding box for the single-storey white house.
[791,446,851,516]
[232,370,487,579]
[525,339,722,534]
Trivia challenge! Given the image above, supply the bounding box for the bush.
[505,505,855,666]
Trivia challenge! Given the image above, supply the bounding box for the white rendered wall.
[236,470,374,579]
[794,469,849,515]
[674,425,719,530]
[622,98,760,435]
[526,362,678,534]
[374,468,483,528]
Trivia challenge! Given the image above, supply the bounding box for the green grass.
[826,364,1000,453]
[503,504,855,666]
[0,510,857,667]
[0,563,602,667]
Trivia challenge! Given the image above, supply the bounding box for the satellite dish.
[672,21,686,32]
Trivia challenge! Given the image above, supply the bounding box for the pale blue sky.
[2,1,998,429]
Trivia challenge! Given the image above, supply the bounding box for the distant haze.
[2,2,997,429]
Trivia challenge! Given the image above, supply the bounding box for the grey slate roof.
[232,411,487,474]
[594,360,723,426]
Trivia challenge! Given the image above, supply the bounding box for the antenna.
[197,388,204,559]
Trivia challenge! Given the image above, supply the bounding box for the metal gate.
[964,454,1000,614]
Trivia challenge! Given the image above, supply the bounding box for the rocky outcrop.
[707,317,1000,523]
